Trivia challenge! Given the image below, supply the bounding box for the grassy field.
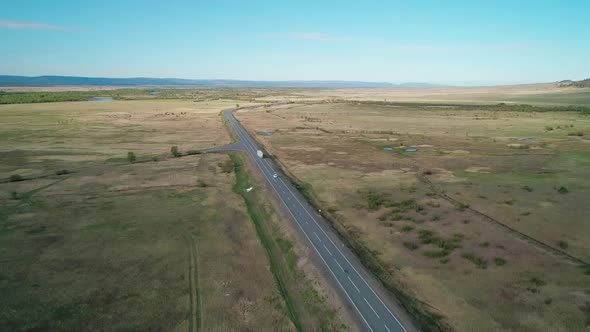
[294,84,590,106]
[0,100,300,331]
[229,153,352,332]
[237,102,590,331]
[0,99,235,180]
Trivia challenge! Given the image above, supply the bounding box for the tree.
[127,151,136,163]
[171,146,180,157]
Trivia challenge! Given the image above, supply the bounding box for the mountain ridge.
[0,75,441,88]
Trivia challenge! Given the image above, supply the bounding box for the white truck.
[256,150,264,158]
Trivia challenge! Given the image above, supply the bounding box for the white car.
[272,173,278,178]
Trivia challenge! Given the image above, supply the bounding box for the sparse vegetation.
[493,257,507,266]
[127,151,136,163]
[404,241,419,250]
[197,179,208,187]
[401,225,414,233]
[366,191,386,210]
[461,251,488,269]
[171,145,180,157]
[529,277,546,287]
[9,174,23,182]
[567,131,584,136]
[557,186,569,194]
[219,159,234,173]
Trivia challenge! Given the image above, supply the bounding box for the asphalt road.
[223,108,413,332]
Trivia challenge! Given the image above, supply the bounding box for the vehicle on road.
[256,150,264,158]
[273,173,278,178]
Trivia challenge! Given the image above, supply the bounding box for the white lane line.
[384,324,391,332]
[334,259,345,273]
[262,174,375,332]
[364,298,381,319]
[323,244,333,256]
[228,111,379,332]
[348,276,360,292]
[314,232,322,242]
[275,175,408,332]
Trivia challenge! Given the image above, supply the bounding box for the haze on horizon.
[1,0,589,85]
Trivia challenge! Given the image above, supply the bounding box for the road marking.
[226,111,380,332]
[323,244,332,256]
[314,232,322,242]
[259,170,375,332]
[334,259,345,273]
[365,298,381,319]
[348,276,360,292]
[275,177,409,332]
[385,324,391,332]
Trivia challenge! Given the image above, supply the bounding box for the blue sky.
[1,0,589,84]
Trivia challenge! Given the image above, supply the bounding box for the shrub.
[494,257,507,266]
[456,203,468,211]
[9,174,23,182]
[567,131,584,136]
[219,159,234,173]
[431,214,441,221]
[462,219,470,224]
[545,126,554,131]
[423,249,449,258]
[544,298,552,305]
[418,229,435,244]
[529,277,546,286]
[55,169,70,175]
[197,179,208,188]
[461,251,488,269]
[521,211,530,216]
[403,241,418,250]
[557,186,569,194]
[479,241,490,248]
[366,191,387,210]
[522,185,533,192]
[127,151,136,163]
[171,146,180,157]
[11,191,19,200]
[236,103,240,108]
[557,240,568,249]
[438,257,449,264]
[400,225,414,233]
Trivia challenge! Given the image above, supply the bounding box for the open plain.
[236,98,590,331]
[0,98,350,331]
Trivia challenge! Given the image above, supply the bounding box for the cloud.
[0,20,67,31]
[390,43,530,52]
[287,32,355,42]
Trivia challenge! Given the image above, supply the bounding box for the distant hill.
[558,78,590,88]
[0,75,441,88]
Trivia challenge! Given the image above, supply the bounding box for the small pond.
[88,97,114,102]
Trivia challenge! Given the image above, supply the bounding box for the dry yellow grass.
[237,102,590,331]
[0,100,296,331]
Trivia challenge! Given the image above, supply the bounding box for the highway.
[223,108,413,332]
